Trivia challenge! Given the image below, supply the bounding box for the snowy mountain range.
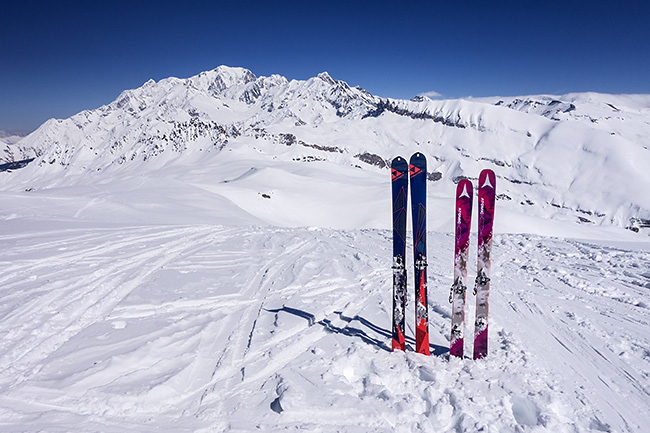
[3,65,650,233]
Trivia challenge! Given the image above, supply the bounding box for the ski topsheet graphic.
[391,156,408,351]
[450,179,473,358]
[409,153,429,355]
[473,169,496,359]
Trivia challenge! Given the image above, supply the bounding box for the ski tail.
[409,153,429,355]
[391,255,406,351]
[473,169,496,359]
[450,178,473,358]
[391,157,408,351]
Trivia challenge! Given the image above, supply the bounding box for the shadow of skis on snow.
[264,306,390,351]
[264,306,447,356]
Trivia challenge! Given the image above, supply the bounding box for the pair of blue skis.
[391,153,429,355]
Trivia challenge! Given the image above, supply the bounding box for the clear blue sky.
[1,0,649,134]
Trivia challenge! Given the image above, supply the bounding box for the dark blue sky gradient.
[1,0,649,133]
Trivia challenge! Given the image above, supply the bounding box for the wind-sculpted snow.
[0,225,647,432]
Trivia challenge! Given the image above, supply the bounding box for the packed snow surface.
[0,224,648,432]
[0,66,649,432]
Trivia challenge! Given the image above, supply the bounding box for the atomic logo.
[459,184,470,198]
[481,174,494,189]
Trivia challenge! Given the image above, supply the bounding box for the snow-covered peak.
[316,71,336,85]
[188,66,258,95]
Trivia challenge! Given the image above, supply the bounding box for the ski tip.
[456,179,473,198]
[409,152,426,164]
[391,156,407,168]
[409,153,426,178]
[479,169,496,189]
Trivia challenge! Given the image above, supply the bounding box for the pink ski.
[473,169,496,359]
[449,179,473,358]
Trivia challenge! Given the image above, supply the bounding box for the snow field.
[0,224,647,432]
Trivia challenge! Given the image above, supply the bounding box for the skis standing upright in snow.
[409,153,429,355]
[391,157,408,351]
[473,169,496,359]
[450,179,473,358]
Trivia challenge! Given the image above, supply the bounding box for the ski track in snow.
[0,225,647,432]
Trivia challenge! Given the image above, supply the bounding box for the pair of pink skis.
[450,169,496,359]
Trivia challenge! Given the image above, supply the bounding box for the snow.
[6,67,650,231]
[0,224,647,432]
[0,66,648,432]
[0,132,34,165]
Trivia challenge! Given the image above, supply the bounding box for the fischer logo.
[409,164,422,177]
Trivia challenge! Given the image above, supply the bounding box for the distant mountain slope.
[2,66,650,233]
[0,131,37,166]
